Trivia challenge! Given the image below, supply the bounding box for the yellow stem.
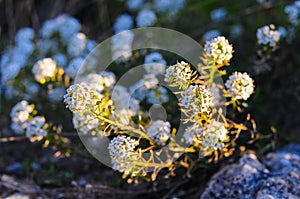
[95,114,156,145]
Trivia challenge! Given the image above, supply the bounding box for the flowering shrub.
[62,35,256,181]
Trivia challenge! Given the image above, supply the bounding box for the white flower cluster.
[40,14,81,41]
[183,120,228,152]
[65,57,84,78]
[25,116,47,142]
[67,33,87,57]
[2,14,96,103]
[285,1,300,26]
[256,24,281,48]
[225,72,254,100]
[113,14,134,33]
[181,85,213,114]
[147,120,171,146]
[144,52,167,75]
[165,61,192,89]
[32,58,57,84]
[136,9,157,27]
[73,112,104,136]
[129,74,169,104]
[10,101,47,140]
[111,85,140,114]
[10,100,34,134]
[108,135,140,176]
[112,30,134,62]
[64,82,103,113]
[1,27,35,85]
[204,36,233,66]
[84,72,116,93]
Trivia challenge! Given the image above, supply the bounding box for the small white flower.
[108,135,140,176]
[10,100,34,124]
[136,10,156,27]
[67,33,87,57]
[256,24,281,48]
[52,53,67,67]
[111,30,134,62]
[25,116,47,141]
[64,82,103,113]
[15,27,35,43]
[285,1,300,25]
[202,120,227,151]
[73,111,107,136]
[144,52,167,75]
[181,85,213,113]
[111,85,140,113]
[1,62,22,84]
[204,36,233,66]
[99,71,116,88]
[147,120,171,146]
[225,72,254,100]
[183,124,202,146]
[110,108,135,126]
[32,58,57,84]
[83,72,115,93]
[183,120,228,152]
[113,14,134,33]
[165,61,192,89]
[57,14,81,41]
[40,19,58,38]
[143,74,159,89]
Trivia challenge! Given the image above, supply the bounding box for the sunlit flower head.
[181,85,213,113]
[108,135,140,176]
[183,120,228,152]
[32,58,57,84]
[204,36,233,66]
[64,82,103,113]
[225,72,254,100]
[165,61,192,89]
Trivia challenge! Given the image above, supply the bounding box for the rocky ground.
[201,144,300,199]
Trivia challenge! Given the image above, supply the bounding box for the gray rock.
[201,144,300,199]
